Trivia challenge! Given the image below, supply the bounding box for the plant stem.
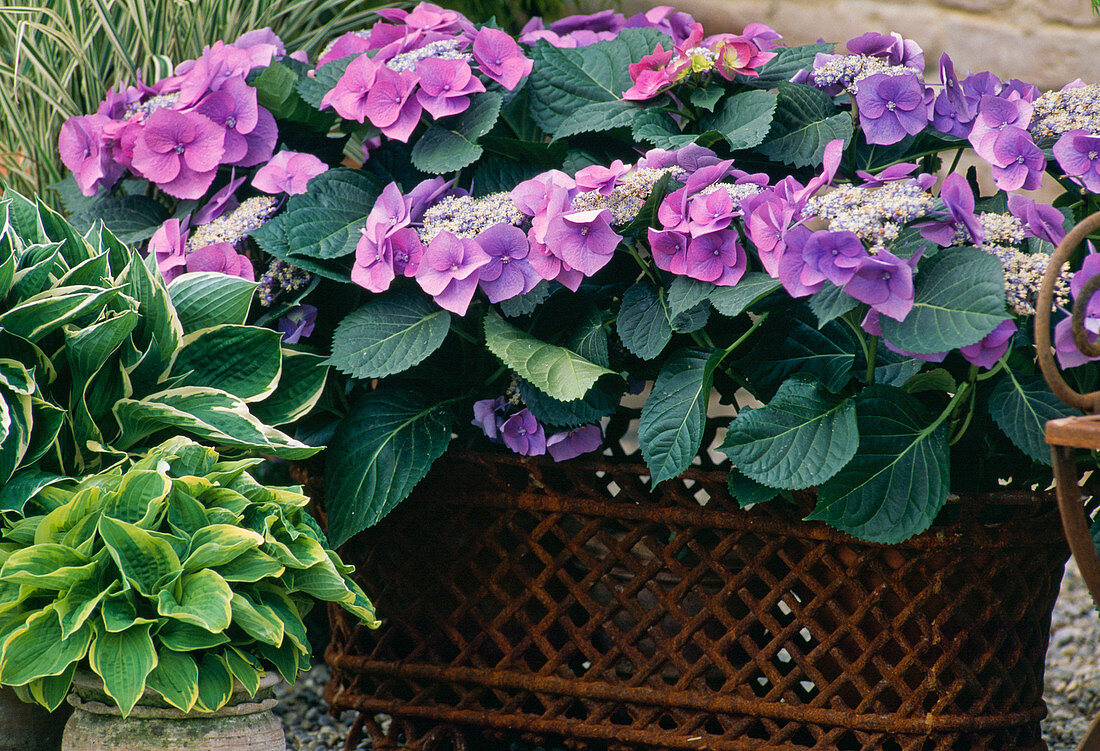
[947,148,964,175]
[865,336,878,385]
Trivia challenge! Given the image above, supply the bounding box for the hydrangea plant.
[62,6,1100,550]
[0,437,377,716]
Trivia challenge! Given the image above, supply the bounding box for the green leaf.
[638,349,714,484]
[27,662,76,712]
[67,195,169,245]
[989,368,1082,464]
[745,43,835,88]
[631,109,694,150]
[324,389,453,547]
[811,386,949,543]
[223,647,262,698]
[701,90,778,151]
[0,468,67,513]
[0,285,121,341]
[249,350,328,427]
[740,312,857,394]
[719,375,858,489]
[195,653,233,712]
[808,284,859,327]
[0,543,95,589]
[617,280,672,360]
[146,648,198,712]
[156,570,233,632]
[172,325,284,402]
[903,368,956,394]
[168,273,256,332]
[252,168,385,262]
[498,280,554,317]
[551,99,639,141]
[727,467,779,508]
[880,247,1010,354]
[156,620,229,652]
[516,379,620,428]
[184,524,264,571]
[214,548,285,583]
[330,290,451,379]
[230,591,284,647]
[411,92,503,174]
[484,312,614,401]
[527,29,671,133]
[296,55,357,109]
[709,273,781,317]
[689,83,725,112]
[756,84,853,168]
[0,608,90,686]
[667,277,714,320]
[99,516,181,596]
[104,469,172,526]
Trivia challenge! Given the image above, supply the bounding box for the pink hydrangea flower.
[352,224,396,293]
[415,58,485,119]
[1053,129,1100,193]
[364,67,423,142]
[57,114,124,196]
[415,231,490,315]
[472,27,532,90]
[321,54,379,122]
[131,108,225,199]
[149,218,188,283]
[544,209,622,277]
[186,242,255,281]
[253,151,328,195]
[193,77,260,164]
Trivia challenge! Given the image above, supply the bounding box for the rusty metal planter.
[306,449,1068,751]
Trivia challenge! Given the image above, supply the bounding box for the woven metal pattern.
[309,449,1068,751]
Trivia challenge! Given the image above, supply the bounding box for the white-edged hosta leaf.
[250,350,328,427]
[169,272,256,332]
[0,285,121,342]
[171,325,284,402]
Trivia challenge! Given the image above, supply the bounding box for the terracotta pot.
[308,450,1069,751]
[0,686,70,751]
[61,672,284,751]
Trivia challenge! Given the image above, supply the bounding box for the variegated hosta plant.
[0,437,378,716]
[0,191,328,510]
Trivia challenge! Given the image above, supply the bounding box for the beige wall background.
[622,0,1100,90]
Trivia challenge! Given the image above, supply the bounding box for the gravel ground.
[278,560,1100,750]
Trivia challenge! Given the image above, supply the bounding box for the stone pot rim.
[69,669,281,719]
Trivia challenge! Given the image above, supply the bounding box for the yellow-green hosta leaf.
[102,470,172,527]
[223,647,261,698]
[56,578,117,640]
[183,524,264,571]
[27,661,76,712]
[230,591,284,646]
[0,543,96,589]
[35,487,103,545]
[283,560,354,603]
[266,530,327,569]
[99,516,181,597]
[254,638,305,684]
[146,648,199,713]
[88,621,157,717]
[0,607,91,685]
[203,458,264,486]
[195,653,233,712]
[254,586,309,653]
[156,620,229,653]
[156,569,232,632]
[166,489,210,537]
[102,589,157,633]
[214,548,285,583]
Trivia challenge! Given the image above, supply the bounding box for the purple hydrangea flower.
[1007,193,1066,246]
[130,108,225,199]
[1055,252,1100,368]
[391,228,425,277]
[648,228,690,276]
[547,424,603,461]
[685,230,746,286]
[801,231,868,287]
[843,249,914,321]
[415,231,490,315]
[575,160,627,196]
[57,114,123,196]
[1053,130,1100,193]
[252,150,328,195]
[544,209,622,277]
[741,189,797,278]
[500,408,546,456]
[472,396,510,441]
[193,76,259,164]
[856,73,929,146]
[277,304,318,344]
[193,171,246,225]
[472,27,532,90]
[687,189,735,236]
[476,223,540,303]
[186,242,255,280]
[321,54,379,122]
[920,172,983,246]
[351,224,396,293]
[776,226,824,298]
[968,95,1032,163]
[149,218,188,283]
[989,126,1044,191]
[415,58,485,119]
[960,319,1015,369]
[364,67,423,142]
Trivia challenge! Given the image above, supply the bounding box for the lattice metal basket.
[299,431,1068,751]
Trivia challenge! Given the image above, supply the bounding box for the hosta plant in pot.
[0,436,378,751]
[58,6,1100,748]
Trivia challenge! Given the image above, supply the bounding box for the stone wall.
[621,0,1100,89]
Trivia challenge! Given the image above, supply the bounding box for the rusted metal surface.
[303,442,1068,751]
[1039,210,1100,751]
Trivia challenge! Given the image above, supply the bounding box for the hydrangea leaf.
[880,247,1010,354]
[988,366,1082,464]
[527,29,671,134]
[518,379,621,429]
[739,310,858,395]
[667,276,714,320]
[727,467,780,508]
[252,167,386,264]
[551,99,640,141]
[701,89,778,151]
[755,83,853,168]
[323,389,452,547]
[617,280,672,361]
[329,290,451,379]
[168,273,256,332]
[484,312,614,401]
[708,272,782,317]
[296,54,358,109]
[411,92,503,174]
[808,283,859,327]
[67,195,169,245]
[638,348,716,484]
[719,374,858,489]
[742,42,834,89]
[811,385,949,543]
